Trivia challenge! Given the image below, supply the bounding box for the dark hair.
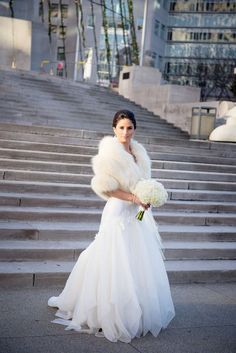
[112,110,136,129]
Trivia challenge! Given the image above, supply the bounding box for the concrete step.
[0,240,235,262]
[1,146,236,167]
[0,162,236,183]
[1,122,236,153]
[0,159,92,174]
[1,193,236,213]
[0,123,189,141]
[154,169,236,183]
[1,138,235,159]
[165,241,236,260]
[1,169,91,185]
[0,72,187,136]
[2,157,236,177]
[0,221,235,242]
[0,107,184,133]
[1,207,236,225]
[0,259,235,287]
[0,122,232,150]
[4,146,230,166]
[160,160,236,174]
[0,139,97,155]
[1,168,236,191]
[149,152,236,166]
[0,116,187,139]
[166,259,236,283]
[170,189,236,202]
[1,180,235,201]
[0,130,100,147]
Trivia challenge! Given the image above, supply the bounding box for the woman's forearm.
[106,189,150,209]
[106,189,133,202]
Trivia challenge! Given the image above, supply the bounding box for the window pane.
[51,4,58,18]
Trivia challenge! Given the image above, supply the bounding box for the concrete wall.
[119,65,162,99]
[153,101,221,134]
[118,65,203,133]
[0,16,31,70]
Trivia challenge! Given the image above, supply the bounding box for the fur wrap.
[91,136,151,200]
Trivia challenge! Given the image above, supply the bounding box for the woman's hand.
[132,195,150,210]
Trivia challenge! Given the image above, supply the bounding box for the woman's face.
[113,118,135,144]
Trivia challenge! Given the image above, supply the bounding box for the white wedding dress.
[48,197,175,343]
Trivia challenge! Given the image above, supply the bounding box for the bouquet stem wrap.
[133,179,168,221]
[136,207,145,221]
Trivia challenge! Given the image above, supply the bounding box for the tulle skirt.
[48,198,175,343]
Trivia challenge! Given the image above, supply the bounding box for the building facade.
[165,1,236,84]
[0,0,235,97]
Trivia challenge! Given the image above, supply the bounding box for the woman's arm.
[106,189,150,210]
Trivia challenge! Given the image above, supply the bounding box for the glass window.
[154,20,160,36]
[39,1,44,17]
[51,4,58,18]
[168,28,236,43]
[57,47,65,61]
[61,4,68,19]
[59,25,66,39]
[167,30,172,40]
[169,0,236,12]
[51,25,57,34]
[158,55,163,69]
[161,24,166,40]
[137,18,143,31]
[170,2,176,11]
[87,15,94,28]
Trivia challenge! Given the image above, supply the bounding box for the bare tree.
[194,45,236,101]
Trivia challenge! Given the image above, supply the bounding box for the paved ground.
[0,283,235,353]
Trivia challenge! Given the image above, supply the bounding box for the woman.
[48,110,175,343]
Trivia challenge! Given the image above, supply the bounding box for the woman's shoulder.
[97,135,125,156]
[131,139,149,158]
[98,135,116,151]
[95,135,149,162]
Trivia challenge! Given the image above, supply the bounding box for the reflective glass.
[169,1,236,12]
[167,28,236,42]
[166,43,236,58]
[169,13,236,27]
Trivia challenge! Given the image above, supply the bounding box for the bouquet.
[133,179,168,221]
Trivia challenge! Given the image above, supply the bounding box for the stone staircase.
[0,68,236,288]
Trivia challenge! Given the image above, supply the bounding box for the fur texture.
[91,136,151,200]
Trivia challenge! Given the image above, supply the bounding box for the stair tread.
[1,192,236,206]
[0,158,90,167]
[0,179,236,192]
[1,148,236,167]
[1,138,236,158]
[2,165,236,177]
[0,221,235,232]
[0,240,235,250]
[0,259,235,274]
[1,206,236,217]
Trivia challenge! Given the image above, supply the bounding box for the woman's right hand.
[132,195,150,210]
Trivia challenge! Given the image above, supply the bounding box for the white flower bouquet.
[133,179,168,221]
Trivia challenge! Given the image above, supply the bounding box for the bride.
[48,110,175,343]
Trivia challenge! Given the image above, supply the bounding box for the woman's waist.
[104,197,138,216]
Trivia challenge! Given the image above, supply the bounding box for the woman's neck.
[118,140,131,152]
